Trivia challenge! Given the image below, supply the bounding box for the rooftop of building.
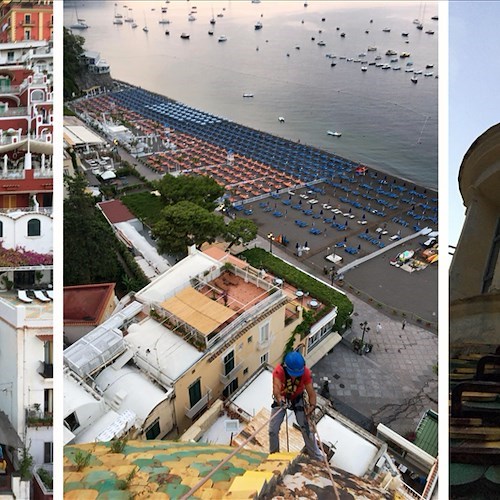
[63,282,115,325]
[64,440,393,499]
[97,199,135,225]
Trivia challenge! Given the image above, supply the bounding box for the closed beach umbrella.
[362,213,366,219]
[378,233,382,239]
[320,209,323,215]
[332,215,336,220]
[358,244,361,250]
[349,208,352,213]
[365,228,369,233]
[344,236,347,242]
[299,199,302,205]
[305,241,308,247]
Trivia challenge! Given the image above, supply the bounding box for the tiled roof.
[98,199,136,224]
[64,439,391,498]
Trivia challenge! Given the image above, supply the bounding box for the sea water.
[64,1,438,189]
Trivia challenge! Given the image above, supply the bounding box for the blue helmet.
[284,351,305,377]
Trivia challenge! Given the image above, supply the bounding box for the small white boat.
[401,32,409,37]
[392,66,401,71]
[361,66,368,72]
[210,17,216,25]
[180,32,190,39]
[208,30,214,35]
[425,30,435,35]
[317,40,326,46]
[70,20,88,30]
[218,35,227,42]
[113,18,123,25]
[424,72,434,77]
[255,21,263,30]
[327,131,342,137]
[124,17,134,23]
[131,22,138,28]
[243,93,254,98]
[143,26,149,32]
[159,18,170,24]
[382,27,391,32]
[278,117,285,123]
[385,49,397,56]
[411,76,418,84]
[426,64,434,69]
[413,69,423,75]
[367,46,377,51]
[217,13,224,18]
[188,14,196,21]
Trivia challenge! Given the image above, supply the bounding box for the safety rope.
[306,405,340,500]
[179,406,286,500]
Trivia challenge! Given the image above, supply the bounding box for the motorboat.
[143,26,149,32]
[381,64,391,70]
[375,55,381,60]
[113,18,123,25]
[165,30,169,35]
[416,23,423,30]
[368,62,376,66]
[385,50,397,56]
[401,32,409,37]
[382,27,391,32]
[317,40,326,46]
[426,64,434,68]
[425,30,435,35]
[218,35,227,42]
[159,17,170,24]
[413,18,421,24]
[162,7,168,13]
[390,58,398,63]
[131,22,138,28]
[392,66,401,70]
[243,93,254,98]
[210,17,216,24]
[217,13,224,17]
[411,76,418,83]
[255,21,263,30]
[208,30,214,35]
[400,52,411,58]
[405,68,414,72]
[361,66,368,71]
[431,15,438,20]
[358,52,367,57]
[327,131,341,137]
[180,32,190,39]
[340,32,345,38]
[367,46,377,51]
[188,14,196,21]
[124,17,134,23]
[278,117,285,123]
[424,72,434,77]
[413,69,423,74]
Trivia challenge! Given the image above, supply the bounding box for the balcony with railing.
[219,360,243,386]
[26,407,53,427]
[185,389,211,419]
[38,360,53,379]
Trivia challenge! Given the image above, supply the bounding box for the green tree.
[153,201,225,255]
[155,174,224,212]
[63,27,85,99]
[224,218,258,250]
[64,175,120,285]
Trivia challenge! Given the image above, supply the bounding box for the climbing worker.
[269,351,323,460]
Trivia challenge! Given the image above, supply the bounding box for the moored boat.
[327,130,342,137]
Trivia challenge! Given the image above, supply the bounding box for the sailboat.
[143,12,149,32]
[70,7,88,29]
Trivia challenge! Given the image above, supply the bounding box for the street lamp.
[360,321,370,345]
[267,232,274,253]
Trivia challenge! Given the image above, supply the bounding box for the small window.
[27,218,41,236]
[64,412,79,432]
[243,368,248,375]
[247,336,252,343]
[260,352,269,365]
[7,51,14,62]
[259,322,270,343]
[483,219,500,293]
[25,14,31,24]
[43,442,53,464]
[24,30,31,40]
[145,419,161,440]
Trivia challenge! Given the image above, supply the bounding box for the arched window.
[27,218,41,237]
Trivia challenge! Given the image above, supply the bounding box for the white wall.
[0,213,53,254]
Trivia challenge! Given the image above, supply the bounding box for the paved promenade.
[253,234,438,436]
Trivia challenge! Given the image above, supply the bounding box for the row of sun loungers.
[17,289,53,303]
